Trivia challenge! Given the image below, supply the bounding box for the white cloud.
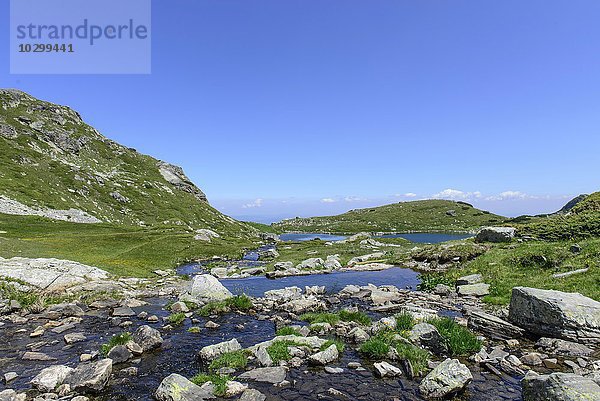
[344,196,365,202]
[321,198,336,203]
[242,198,263,208]
[403,192,417,198]
[432,188,481,200]
[485,191,535,201]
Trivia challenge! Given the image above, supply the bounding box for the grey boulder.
[179,274,232,304]
[31,365,73,392]
[133,325,163,352]
[522,371,600,401]
[475,227,516,243]
[509,287,600,344]
[64,359,113,393]
[155,373,214,401]
[419,358,472,399]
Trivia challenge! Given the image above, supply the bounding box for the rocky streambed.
[1,268,599,401]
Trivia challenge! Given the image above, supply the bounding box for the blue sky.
[3,1,600,222]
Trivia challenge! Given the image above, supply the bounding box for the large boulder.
[64,359,113,393]
[31,365,73,392]
[467,310,524,340]
[199,339,241,361]
[508,287,600,344]
[419,358,472,399]
[409,323,447,355]
[522,371,600,401]
[133,325,163,352]
[475,227,516,243]
[308,344,339,365]
[155,373,214,401]
[238,367,287,384]
[179,274,232,305]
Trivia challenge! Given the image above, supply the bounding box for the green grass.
[428,317,481,356]
[395,312,415,331]
[359,336,391,359]
[266,340,304,364]
[300,310,372,326]
[321,339,345,353]
[273,199,506,234]
[167,312,186,326]
[190,373,230,397]
[445,239,600,304]
[100,332,132,356]
[338,310,372,326]
[395,342,430,376]
[0,214,256,277]
[276,326,302,336]
[187,326,201,334]
[208,350,249,371]
[198,295,253,317]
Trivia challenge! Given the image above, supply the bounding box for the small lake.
[378,232,473,243]
[280,232,473,244]
[279,233,348,242]
[220,267,420,297]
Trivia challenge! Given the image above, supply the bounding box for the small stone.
[64,332,87,344]
[4,372,18,383]
[205,321,220,329]
[374,361,402,378]
[543,358,560,369]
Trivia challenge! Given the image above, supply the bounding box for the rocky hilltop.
[0,89,251,235]
[274,199,506,234]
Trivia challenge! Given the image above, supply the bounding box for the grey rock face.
[419,358,472,399]
[199,339,241,361]
[155,373,214,401]
[158,161,207,202]
[239,388,267,401]
[522,371,600,401]
[456,274,483,286]
[535,337,594,357]
[475,227,516,243]
[31,365,73,392]
[132,325,163,352]
[409,323,447,355]
[179,274,233,305]
[508,287,600,343]
[457,283,490,296]
[238,367,287,384]
[0,257,109,291]
[64,359,113,393]
[308,344,339,366]
[0,196,101,224]
[467,310,524,340]
[373,361,402,378]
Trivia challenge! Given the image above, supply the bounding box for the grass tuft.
[428,317,481,355]
[395,342,430,376]
[276,326,302,336]
[395,312,415,331]
[167,312,186,326]
[208,350,249,371]
[100,332,132,356]
[198,295,253,317]
[321,339,345,353]
[266,340,303,364]
[190,373,230,396]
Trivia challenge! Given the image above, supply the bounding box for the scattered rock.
[409,323,447,355]
[475,227,516,243]
[522,371,600,401]
[64,359,113,393]
[155,373,214,401]
[132,325,163,352]
[199,339,241,361]
[419,358,472,399]
[309,344,339,366]
[373,361,402,378]
[239,388,266,401]
[457,283,490,297]
[509,287,600,344]
[239,367,287,384]
[179,274,232,304]
[31,365,73,392]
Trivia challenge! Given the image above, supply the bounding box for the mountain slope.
[273,200,506,234]
[517,192,600,240]
[0,89,253,237]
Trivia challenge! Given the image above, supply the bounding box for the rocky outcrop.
[158,161,207,202]
[419,358,472,399]
[199,339,241,361]
[0,196,101,223]
[179,274,233,305]
[467,310,524,340]
[0,257,110,291]
[522,371,600,401]
[475,227,516,243]
[64,359,113,393]
[508,287,600,344]
[155,373,214,401]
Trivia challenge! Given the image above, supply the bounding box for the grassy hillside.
[0,89,254,237]
[0,213,259,277]
[273,200,506,234]
[515,192,600,240]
